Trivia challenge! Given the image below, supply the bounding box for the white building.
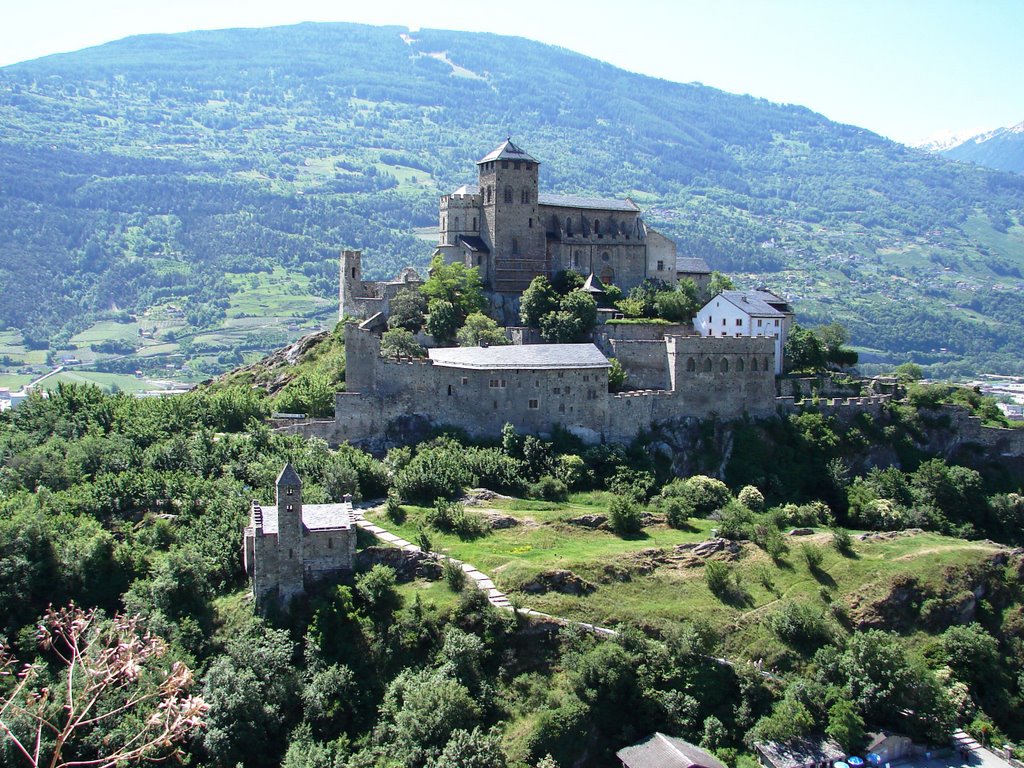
[696,289,794,374]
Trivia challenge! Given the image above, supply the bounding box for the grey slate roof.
[538,192,640,212]
[477,139,539,164]
[446,183,639,213]
[676,256,712,274]
[617,733,728,768]
[753,736,846,768]
[277,463,301,488]
[718,289,793,317]
[428,343,610,370]
[457,235,489,253]
[254,502,352,535]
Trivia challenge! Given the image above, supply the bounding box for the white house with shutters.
[696,289,794,375]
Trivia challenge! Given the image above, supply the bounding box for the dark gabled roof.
[253,501,352,535]
[428,343,610,370]
[277,463,301,488]
[617,733,728,768]
[716,290,793,317]
[754,736,846,768]
[581,273,605,293]
[477,139,539,164]
[457,235,490,253]
[539,192,640,212]
[676,256,712,274]
[446,183,640,214]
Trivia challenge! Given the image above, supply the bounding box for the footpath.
[351,507,616,636]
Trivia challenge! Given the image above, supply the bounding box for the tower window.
[521,189,529,203]
[289,549,294,559]
[512,237,519,254]
[350,268,356,279]
[514,161,520,170]
[328,538,333,549]
[528,399,539,409]
[594,219,601,235]
[472,216,477,229]
[454,216,459,230]
[502,160,508,169]
[565,217,572,235]
[286,487,294,496]
[657,260,664,271]
[529,218,532,228]
[487,186,492,203]
[504,187,513,203]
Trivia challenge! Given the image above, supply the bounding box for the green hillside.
[2,22,1024,379]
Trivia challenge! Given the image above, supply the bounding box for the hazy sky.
[2,0,1021,145]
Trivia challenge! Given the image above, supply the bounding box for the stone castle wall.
[666,335,777,420]
[608,339,670,390]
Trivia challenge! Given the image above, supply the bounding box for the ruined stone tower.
[339,249,363,320]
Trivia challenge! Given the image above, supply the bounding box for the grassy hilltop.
[1,21,1024,385]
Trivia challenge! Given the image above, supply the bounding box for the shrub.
[704,561,732,597]
[737,485,765,512]
[556,454,589,490]
[416,529,432,553]
[714,501,754,541]
[529,475,568,501]
[394,447,470,504]
[608,468,656,502]
[800,544,825,571]
[770,601,830,651]
[608,496,643,535]
[385,492,406,525]
[426,500,487,539]
[443,559,467,592]
[657,496,694,529]
[830,526,853,553]
[679,475,732,517]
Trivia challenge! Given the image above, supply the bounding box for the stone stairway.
[352,508,512,610]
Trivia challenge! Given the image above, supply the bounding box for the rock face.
[620,537,742,576]
[567,514,608,529]
[520,569,597,596]
[355,546,439,581]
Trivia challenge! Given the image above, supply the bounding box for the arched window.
[600,266,615,285]
[594,219,601,235]
[750,357,758,372]
[764,357,770,372]
[504,186,513,203]
[512,237,519,254]
[601,251,610,262]
[442,216,446,230]
[737,357,745,372]
[453,216,459,231]
[686,357,696,372]
[565,217,573,235]
[703,358,713,373]
[720,358,729,373]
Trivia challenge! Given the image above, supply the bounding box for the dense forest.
[3,322,1024,766]
[1,22,1024,377]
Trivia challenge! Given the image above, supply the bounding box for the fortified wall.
[280,324,780,449]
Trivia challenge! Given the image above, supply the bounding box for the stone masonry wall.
[608,339,670,390]
[665,335,777,419]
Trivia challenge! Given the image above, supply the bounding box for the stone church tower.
[477,140,546,292]
[274,463,305,603]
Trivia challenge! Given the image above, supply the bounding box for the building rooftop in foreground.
[753,736,846,768]
[428,343,610,370]
[617,733,728,768]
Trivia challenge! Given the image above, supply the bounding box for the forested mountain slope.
[2,22,1024,375]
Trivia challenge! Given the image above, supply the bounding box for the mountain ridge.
[1,21,1023,379]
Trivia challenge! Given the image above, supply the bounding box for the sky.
[2,0,1022,146]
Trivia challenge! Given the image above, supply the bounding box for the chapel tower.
[275,463,305,602]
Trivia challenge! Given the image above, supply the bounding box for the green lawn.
[70,320,141,345]
[367,498,1003,664]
